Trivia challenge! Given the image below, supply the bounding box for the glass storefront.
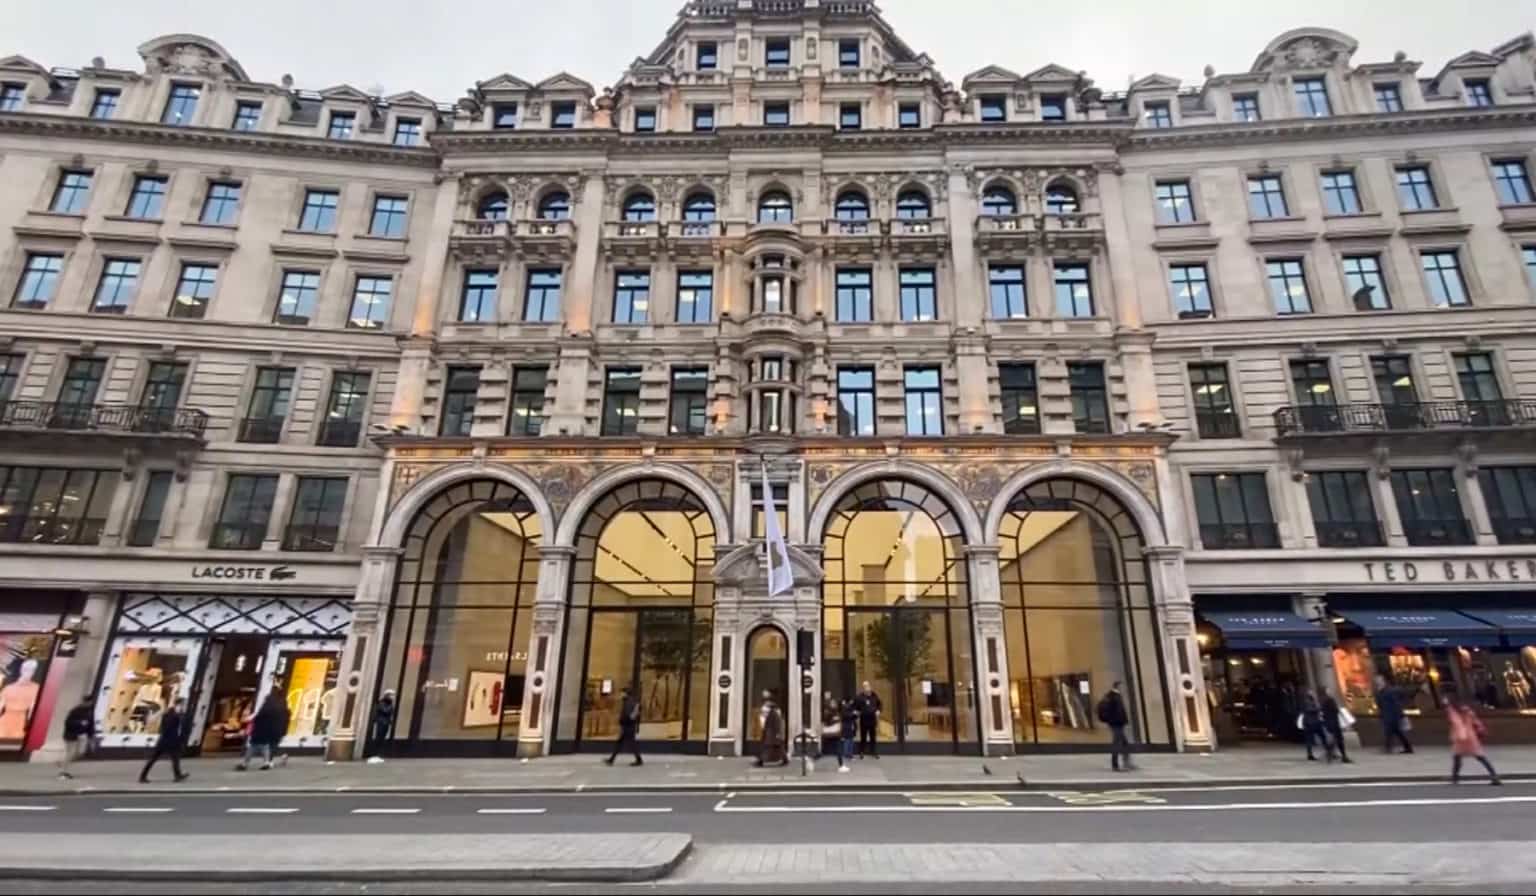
[820,479,977,753]
[554,479,715,752]
[0,631,59,751]
[997,479,1171,750]
[377,478,541,753]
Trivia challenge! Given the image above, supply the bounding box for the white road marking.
[225,807,299,815]
[476,808,547,815]
[104,807,173,814]
[714,795,1536,814]
[605,807,673,814]
[350,807,420,815]
[0,805,55,812]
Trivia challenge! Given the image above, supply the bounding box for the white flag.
[762,468,793,597]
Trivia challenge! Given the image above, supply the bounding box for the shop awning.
[1202,611,1329,649]
[1341,609,1501,647]
[1460,609,1536,639]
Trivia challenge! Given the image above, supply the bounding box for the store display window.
[0,632,55,750]
[98,638,198,744]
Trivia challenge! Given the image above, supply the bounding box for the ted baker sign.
[1363,559,1536,584]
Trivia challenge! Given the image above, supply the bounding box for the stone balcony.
[1274,399,1536,454]
[0,400,208,450]
[974,213,1038,254]
[1040,211,1105,252]
[449,218,578,261]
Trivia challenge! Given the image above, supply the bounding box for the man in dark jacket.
[238,685,291,771]
[1098,681,1135,771]
[1318,688,1351,763]
[603,686,642,767]
[369,690,397,756]
[853,682,881,758]
[1374,675,1414,754]
[58,695,96,779]
[139,697,189,783]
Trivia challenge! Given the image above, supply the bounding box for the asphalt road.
[0,883,1518,896]
[0,777,1527,842]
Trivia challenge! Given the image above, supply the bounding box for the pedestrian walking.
[368,690,397,755]
[1318,689,1352,763]
[1299,691,1327,761]
[853,681,881,758]
[1096,681,1135,771]
[603,685,643,767]
[820,692,842,765]
[237,683,290,771]
[754,691,787,767]
[1447,701,1501,785]
[139,696,190,783]
[58,695,96,780]
[837,698,858,773]
[1374,674,1415,754]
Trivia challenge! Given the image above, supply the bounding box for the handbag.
[1337,706,1356,730]
[1295,712,1305,731]
[1399,715,1413,733]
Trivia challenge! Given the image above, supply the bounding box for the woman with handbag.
[1447,701,1501,785]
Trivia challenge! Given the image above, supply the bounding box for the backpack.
[1095,694,1113,724]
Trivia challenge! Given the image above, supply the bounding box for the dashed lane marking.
[350,807,421,815]
[714,795,1536,814]
[0,805,55,812]
[605,807,673,814]
[476,808,547,815]
[907,792,1013,807]
[1045,791,1166,805]
[104,807,173,814]
[225,807,299,814]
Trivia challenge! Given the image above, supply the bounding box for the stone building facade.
[0,1,1532,761]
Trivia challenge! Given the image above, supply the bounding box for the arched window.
[682,192,716,222]
[555,478,717,751]
[376,479,544,751]
[622,192,657,222]
[996,477,1172,751]
[477,191,509,221]
[820,479,976,751]
[757,190,793,224]
[834,189,870,221]
[895,190,931,219]
[538,191,571,221]
[1045,184,1079,215]
[981,184,1017,216]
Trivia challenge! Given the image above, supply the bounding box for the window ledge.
[355,233,409,244]
[281,228,338,239]
[183,220,238,231]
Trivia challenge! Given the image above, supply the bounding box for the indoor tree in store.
[866,611,934,735]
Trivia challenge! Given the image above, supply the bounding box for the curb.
[0,838,693,884]
[2,772,1529,797]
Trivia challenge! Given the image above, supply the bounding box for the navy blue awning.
[1461,609,1536,639]
[1202,611,1328,649]
[1342,610,1501,647]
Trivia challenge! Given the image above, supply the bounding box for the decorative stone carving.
[1281,38,1341,70]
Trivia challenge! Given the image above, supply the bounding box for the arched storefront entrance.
[820,479,980,754]
[995,477,1174,752]
[552,478,716,753]
[374,478,543,755]
[742,625,789,752]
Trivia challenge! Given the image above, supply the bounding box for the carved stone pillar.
[965,545,1012,754]
[326,545,400,761]
[31,591,117,763]
[519,545,573,756]
[1146,544,1212,750]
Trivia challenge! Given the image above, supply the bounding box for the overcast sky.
[6,0,1533,101]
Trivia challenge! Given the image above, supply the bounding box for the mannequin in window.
[1504,661,1530,709]
[0,659,41,741]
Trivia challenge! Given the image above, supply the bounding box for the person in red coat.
[1447,701,1501,785]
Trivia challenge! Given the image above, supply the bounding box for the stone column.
[390,338,435,430]
[954,331,994,435]
[1457,448,1499,546]
[1146,544,1212,750]
[708,593,741,756]
[98,464,140,547]
[326,545,400,761]
[1370,457,1408,546]
[261,473,296,549]
[519,544,573,757]
[546,336,595,437]
[966,545,1013,755]
[564,173,608,334]
[1114,329,1160,429]
[946,168,981,328]
[409,173,462,336]
[31,591,116,764]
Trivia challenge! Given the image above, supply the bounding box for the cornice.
[1127,106,1536,150]
[0,113,439,168]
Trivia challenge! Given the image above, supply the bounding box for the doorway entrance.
[826,607,963,751]
[743,626,789,752]
[575,608,708,750]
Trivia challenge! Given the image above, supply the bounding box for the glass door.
[844,607,957,751]
[577,608,703,749]
[743,626,789,751]
[634,609,694,743]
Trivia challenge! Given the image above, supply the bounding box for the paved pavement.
[15,743,1536,794]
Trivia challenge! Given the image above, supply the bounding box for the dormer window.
[0,83,25,112]
[838,39,860,68]
[697,42,718,71]
[765,38,791,68]
[979,94,1007,123]
[1232,94,1261,121]
[493,103,519,129]
[1039,94,1067,121]
[838,103,861,130]
[1143,101,1172,128]
[393,118,422,147]
[327,112,355,140]
[634,106,656,132]
[161,83,200,126]
[551,102,577,128]
[1293,77,1331,117]
[1464,78,1494,107]
[898,102,920,128]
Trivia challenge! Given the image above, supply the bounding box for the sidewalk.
[9,743,1536,795]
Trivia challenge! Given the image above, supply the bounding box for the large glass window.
[692,104,714,132]
[493,103,519,129]
[1068,361,1109,434]
[1421,250,1469,307]
[327,112,355,140]
[1307,471,1383,547]
[1154,180,1195,224]
[1343,254,1390,310]
[1044,184,1078,215]
[125,176,167,219]
[1232,94,1260,121]
[834,190,870,221]
[439,366,480,437]
[839,103,862,130]
[1454,351,1506,426]
[601,367,641,436]
[231,101,261,131]
[1396,166,1438,210]
[50,171,93,214]
[1169,263,1212,318]
[903,366,943,435]
[989,264,1027,319]
[681,193,716,222]
[1293,77,1331,117]
[139,362,187,422]
[612,271,650,324]
[622,193,656,223]
[1188,362,1239,438]
[0,465,118,545]
[318,371,369,448]
[757,191,793,224]
[92,259,140,313]
[1247,174,1289,218]
[1191,472,1278,549]
[1143,101,1172,128]
[1374,83,1403,112]
[13,253,62,310]
[979,94,1006,122]
[668,367,709,436]
[1266,258,1311,315]
[1053,262,1093,317]
[551,103,576,129]
[348,275,393,329]
[1321,170,1362,215]
[1479,466,1536,545]
[91,89,120,120]
[127,470,173,547]
[837,367,875,436]
[369,195,409,237]
[169,262,217,319]
[538,192,571,221]
[241,367,293,443]
[392,118,422,146]
[1491,160,1534,205]
[275,270,320,325]
[697,41,718,70]
[377,479,543,749]
[676,271,712,323]
[0,354,21,404]
[899,267,936,322]
[763,102,789,126]
[633,106,656,132]
[459,269,498,322]
[211,474,278,549]
[1371,354,1420,428]
[1464,78,1494,107]
[1391,468,1471,546]
[838,38,860,68]
[57,357,105,418]
[980,185,1016,216]
[835,267,873,322]
[997,478,1170,749]
[999,363,1039,435]
[508,366,546,436]
[284,476,347,551]
[895,190,930,219]
[200,181,242,225]
[524,268,562,322]
[161,83,200,125]
[298,189,340,232]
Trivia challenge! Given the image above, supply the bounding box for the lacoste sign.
[190,564,298,582]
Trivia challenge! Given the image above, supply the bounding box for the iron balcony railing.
[0,515,106,546]
[238,416,285,443]
[1199,522,1281,550]
[209,522,267,550]
[315,419,362,448]
[1401,518,1475,547]
[1275,400,1536,436]
[282,524,339,552]
[1492,517,1536,545]
[1313,520,1387,548]
[0,401,208,437]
